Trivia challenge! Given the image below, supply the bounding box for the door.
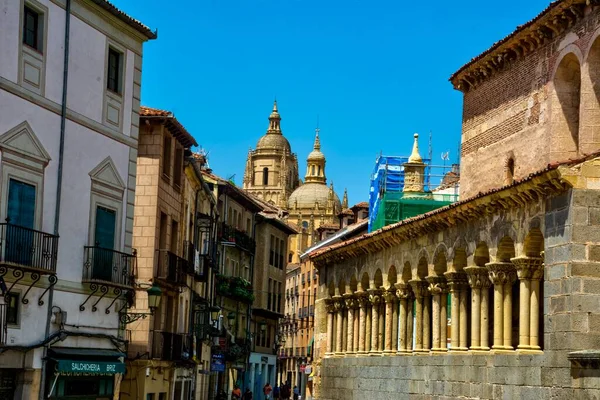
[93,206,116,281]
[6,179,36,266]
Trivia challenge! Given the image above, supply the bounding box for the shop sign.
[304,365,312,374]
[211,354,226,372]
[300,365,306,373]
[56,360,125,375]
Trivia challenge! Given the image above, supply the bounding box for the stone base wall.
[319,352,600,400]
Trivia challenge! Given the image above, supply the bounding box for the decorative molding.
[0,121,51,165]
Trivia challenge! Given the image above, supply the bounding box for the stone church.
[244,102,342,263]
[308,0,600,399]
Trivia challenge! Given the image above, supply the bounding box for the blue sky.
[113,0,550,205]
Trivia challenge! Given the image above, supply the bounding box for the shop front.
[44,348,125,400]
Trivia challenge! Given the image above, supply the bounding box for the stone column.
[356,292,368,355]
[354,305,360,352]
[366,304,372,352]
[465,266,490,350]
[444,271,468,351]
[395,283,413,353]
[407,296,414,351]
[440,289,448,350]
[486,262,517,350]
[325,299,335,357]
[423,288,431,351]
[378,302,385,352]
[344,294,356,355]
[392,293,399,352]
[512,256,544,351]
[480,274,492,350]
[409,280,428,353]
[333,295,345,356]
[383,290,396,354]
[427,276,448,352]
[368,289,382,355]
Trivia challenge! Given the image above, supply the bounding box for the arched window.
[505,157,515,185]
[288,252,294,263]
[311,165,315,176]
[263,167,269,186]
[318,166,321,176]
[552,52,581,159]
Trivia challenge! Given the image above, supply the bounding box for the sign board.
[56,360,125,375]
[300,365,306,373]
[211,354,225,372]
[304,365,312,375]
[261,356,268,364]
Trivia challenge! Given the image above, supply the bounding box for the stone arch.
[524,228,544,258]
[337,278,347,295]
[360,272,370,291]
[328,282,335,297]
[400,262,412,283]
[551,51,582,159]
[349,275,358,293]
[433,244,448,276]
[374,269,383,288]
[581,34,600,154]
[504,153,515,186]
[452,247,467,272]
[496,236,516,262]
[416,256,428,280]
[474,241,490,267]
[387,265,398,288]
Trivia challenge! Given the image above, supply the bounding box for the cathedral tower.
[243,101,300,207]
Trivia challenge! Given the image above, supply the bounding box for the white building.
[0,1,155,399]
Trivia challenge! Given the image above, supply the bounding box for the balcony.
[82,246,135,288]
[0,303,6,346]
[219,223,255,254]
[151,331,192,362]
[309,305,314,317]
[183,241,214,282]
[215,274,254,304]
[155,250,187,287]
[0,223,59,274]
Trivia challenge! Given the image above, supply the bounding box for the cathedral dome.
[256,134,291,152]
[307,149,325,161]
[288,182,341,210]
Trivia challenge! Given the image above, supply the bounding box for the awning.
[307,336,314,356]
[48,348,125,376]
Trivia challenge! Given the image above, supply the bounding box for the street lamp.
[227,311,236,329]
[120,284,162,325]
[210,305,221,323]
[259,321,267,333]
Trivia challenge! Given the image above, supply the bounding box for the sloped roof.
[140,106,198,148]
[91,0,156,39]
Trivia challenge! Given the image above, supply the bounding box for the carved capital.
[356,291,369,309]
[511,256,544,281]
[343,293,357,309]
[408,279,429,298]
[464,266,491,289]
[426,275,448,295]
[325,298,336,314]
[367,289,382,306]
[394,283,414,300]
[486,262,517,286]
[382,290,397,304]
[443,271,469,291]
[332,295,345,313]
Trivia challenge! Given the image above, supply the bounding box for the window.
[23,6,42,51]
[107,48,122,93]
[263,167,269,185]
[158,394,166,400]
[171,220,179,254]
[173,147,183,188]
[7,179,36,229]
[147,394,155,400]
[268,279,272,310]
[162,136,172,177]
[159,212,168,249]
[505,157,515,185]
[269,235,275,266]
[6,293,20,325]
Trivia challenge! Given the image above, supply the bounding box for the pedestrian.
[293,385,299,400]
[232,385,242,400]
[242,388,253,400]
[273,384,280,399]
[280,383,291,400]
[263,382,273,399]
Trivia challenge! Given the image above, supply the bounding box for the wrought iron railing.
[219,223,255,254]
[155,250,187,286]
[0,223,58,273]
[151,331,192,361]
[82,246,135,287]
[183,241,214,281]
[0,303,6,346]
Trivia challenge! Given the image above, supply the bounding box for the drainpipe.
[40,1,70,399]
[243,213,257,391]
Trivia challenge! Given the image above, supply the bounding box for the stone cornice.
[311,168,568,267]
[450,0,593,93]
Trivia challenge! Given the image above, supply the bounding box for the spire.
[342,188,348,209]
[313,128,321,151]
[408,133,423,164]
[268,100,282,133]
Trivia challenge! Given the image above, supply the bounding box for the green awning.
[48,348,125,376]
[307,336,314,355]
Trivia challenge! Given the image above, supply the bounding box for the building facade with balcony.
[0,1,154,399]
[121,106,200,400]
[202,171,262,397]
[246,197,297,396]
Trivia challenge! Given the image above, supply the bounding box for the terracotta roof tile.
[140,106,198,148]
[338,209,354,216]
[310,151,600,259]
[91,0,156,39]
[316,224,339,231]
[352,202,369,209]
